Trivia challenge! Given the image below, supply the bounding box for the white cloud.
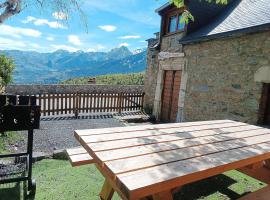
[68,35,82,46]
[51,44,79,52]
[98,25,117,32]
[22,16,67,29]
[0,25,41,38]
[0,37,44,52]
[119,43,129,47]
[52,12,68,20]
[46,36,54,41]
[86,44,106,52]
[0,37,26,50]
[119,35,141,39]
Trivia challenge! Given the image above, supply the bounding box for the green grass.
[0,159,267,200]
[0,132,22,154]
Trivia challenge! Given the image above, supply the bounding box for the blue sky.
[0,0,167,53]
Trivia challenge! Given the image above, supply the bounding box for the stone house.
[144,0,270,124]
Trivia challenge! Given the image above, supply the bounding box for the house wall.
[183,31,270,124]
[143,41,159,114]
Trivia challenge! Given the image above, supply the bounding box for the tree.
[170,0,228,23]
[0,0,85,25]
[0,55,15,92]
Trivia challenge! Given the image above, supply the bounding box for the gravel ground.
[16,113,126,154]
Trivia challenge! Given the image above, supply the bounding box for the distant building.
[144,0,270,124]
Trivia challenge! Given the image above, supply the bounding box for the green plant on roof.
[170,0,228,23]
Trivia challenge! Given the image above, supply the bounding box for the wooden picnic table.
[74,120,270,200]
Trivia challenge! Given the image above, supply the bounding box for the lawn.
[0,132,22,154]
[0,159,267,200]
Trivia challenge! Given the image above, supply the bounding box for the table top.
[75,120,270,200]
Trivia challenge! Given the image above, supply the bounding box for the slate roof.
[179,0,270,44]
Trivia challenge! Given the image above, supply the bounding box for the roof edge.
[179,23,270,45]
[155,2,171,13]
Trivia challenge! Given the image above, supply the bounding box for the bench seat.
[66,147,95,167]
[238,186,270,200]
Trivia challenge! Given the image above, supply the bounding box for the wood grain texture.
[238,186,270,200]
[66,147,94,167]
[74,120,270,200]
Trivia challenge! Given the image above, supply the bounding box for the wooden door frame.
[160,70,177,122]
[153,52,188,122]
[258,83,270,125]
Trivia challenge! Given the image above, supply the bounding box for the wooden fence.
[36,92,144,117]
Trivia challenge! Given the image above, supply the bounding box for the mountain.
[0,46,146,84]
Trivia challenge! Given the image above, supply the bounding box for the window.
[177,15,185,31]
[168,15,177,33]
[167,13,186,34]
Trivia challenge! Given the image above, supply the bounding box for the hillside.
[61,72,145,85]
[0,47,146,84]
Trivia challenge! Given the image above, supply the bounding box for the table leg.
[264,159,270,169]
[100,179,114,200]
[152,190,173,200]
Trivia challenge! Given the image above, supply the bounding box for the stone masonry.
[183,31,270,124]
[145,29,270,124]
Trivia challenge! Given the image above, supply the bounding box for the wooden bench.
[66,147,95,167]
[238,186,270,200]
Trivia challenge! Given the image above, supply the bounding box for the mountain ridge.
[0,46,147,84]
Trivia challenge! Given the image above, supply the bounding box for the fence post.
[118,93,123,113]
[75,92,79,118]
[141,92,145,111]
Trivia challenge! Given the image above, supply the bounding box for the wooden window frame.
[164,8,186,36]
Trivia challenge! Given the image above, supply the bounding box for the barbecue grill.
[0,94,40,198]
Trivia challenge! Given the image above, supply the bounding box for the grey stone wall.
[183,31,270,124]
[144,48,159,113]
[6,84,144,95]
[143,36,160,114]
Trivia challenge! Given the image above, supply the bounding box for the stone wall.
[144,48,159,113]
[183,31,270,124]
[6,84,144,95]
[143,37,160,114]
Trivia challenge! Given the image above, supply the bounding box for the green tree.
[170,0,228,23]
[0,55,15,92]
[0,0,86,26]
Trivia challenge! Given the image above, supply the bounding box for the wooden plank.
[95,126,267,162]
[116,142,270,200]
[66,147,88,156]
[42,94,46,116]
[82,93,86,113]
[99,179,115,200]
[52,93,55,115]
[68,154,94,167]
[104,133,270,175]
[79,122,251,143]
[82,124,260,152]
[61,93,64,115]
[75,120,238,136]
[238,186,270,200]
[238,166,270,184]
[152,190,173,200]
[56,94,60,115]
[48,93,51,116]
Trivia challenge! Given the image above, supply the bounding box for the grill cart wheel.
[28,179,36,198]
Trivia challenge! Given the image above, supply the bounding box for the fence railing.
[36,92,144,117]
[6,84,145,117]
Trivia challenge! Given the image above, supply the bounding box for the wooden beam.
[99,179,114,200]
[152,190,173,200]
[238,166,270,184]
